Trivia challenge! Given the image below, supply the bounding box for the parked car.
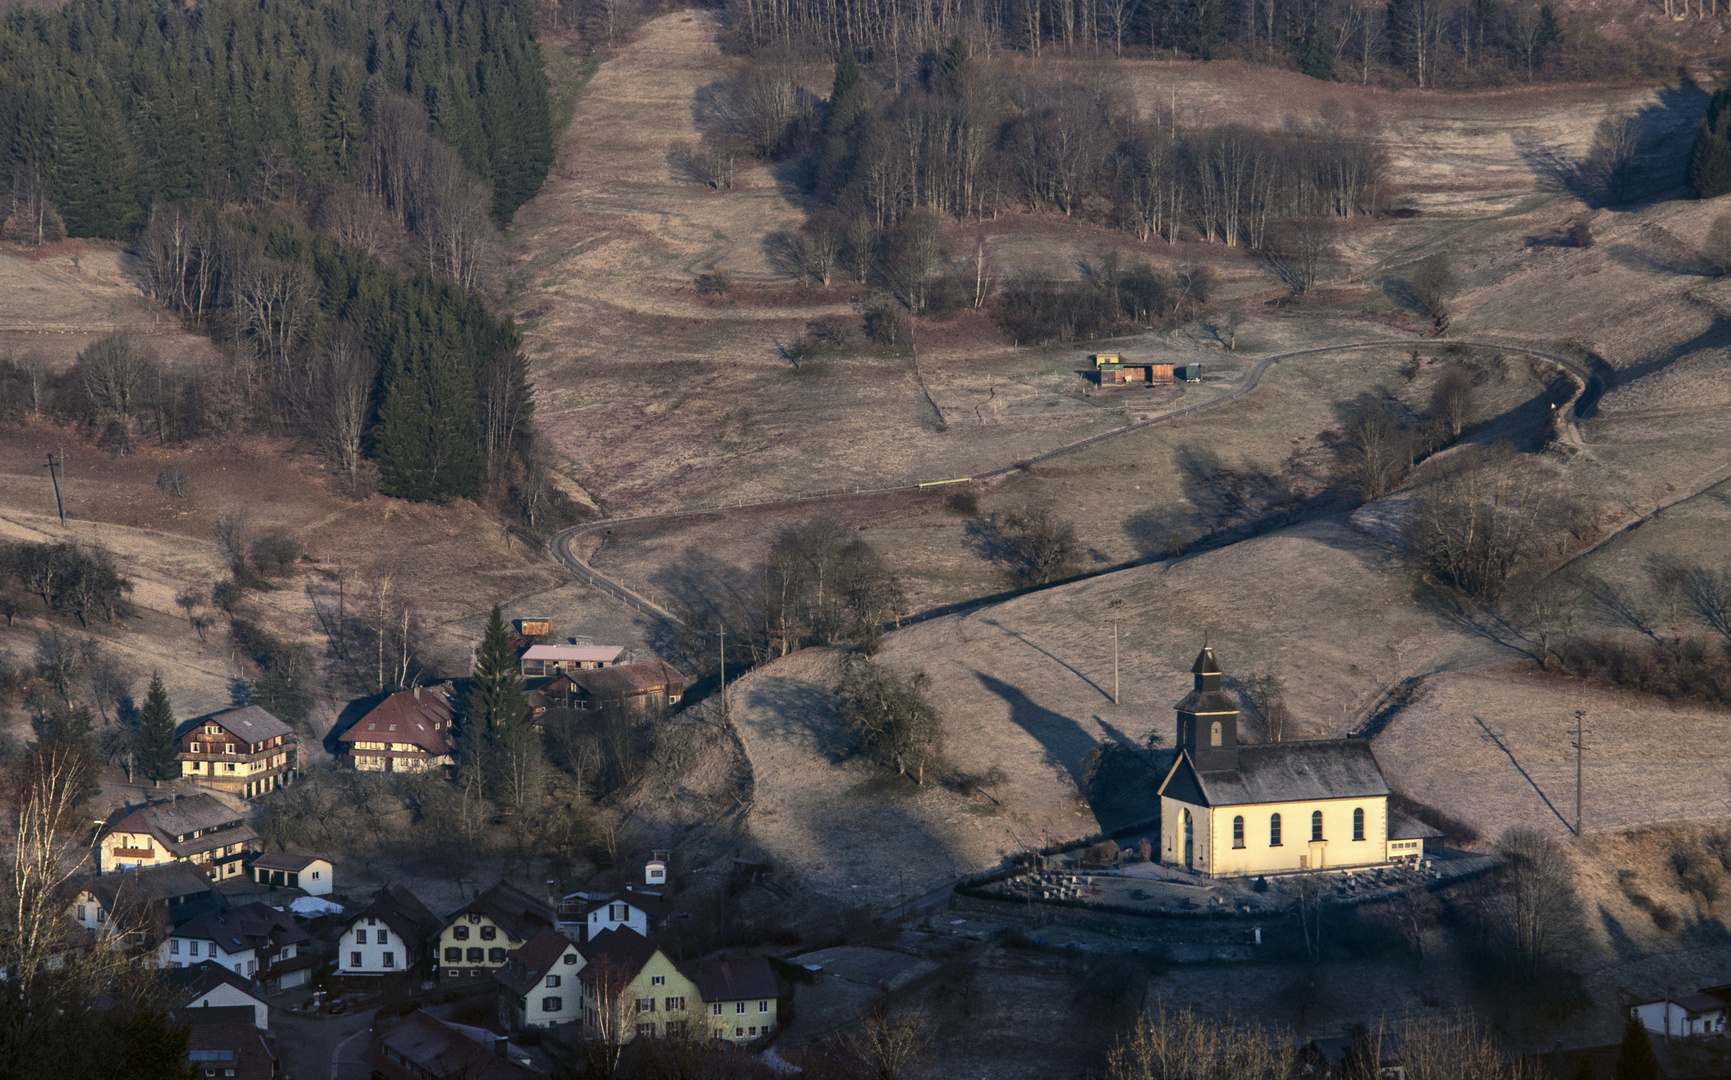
[327,998,347,1015]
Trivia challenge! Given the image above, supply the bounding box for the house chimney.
[494,1036,509,1059]
[414,686,420,700]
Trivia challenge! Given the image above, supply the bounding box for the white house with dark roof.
[247,852,333,895]
[338,885,443,977]
[163,902,314,990]
[1158,646,1420,878]
[581,889,668,942]
[684,956,780,1043]
[175,705,296,799]
[493,925,585,1030]
[166,961,272,1028]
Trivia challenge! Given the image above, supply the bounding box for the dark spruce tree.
[1692,86,1731,198]
[138,674,179,785]
[1613,1014,1659,1080]
[466,606,529,734]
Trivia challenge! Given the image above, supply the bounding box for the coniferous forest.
[0,0,551,508]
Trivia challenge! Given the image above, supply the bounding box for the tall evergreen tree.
[1613,1014,1659,1080]
[466,606,528,733]
[139,674,179,785]
[1692,87,1731,199]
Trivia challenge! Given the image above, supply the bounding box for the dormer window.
[190,743,200,753]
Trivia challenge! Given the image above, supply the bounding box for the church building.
[1157,646,1434,878]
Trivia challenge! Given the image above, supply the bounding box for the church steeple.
[1176,644,1240,772]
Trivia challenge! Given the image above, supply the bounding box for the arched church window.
[1353,807,1365,841]
[1269,814,1282,846]
[1210,721,1222,747]
[1311,811,1324,842]
[1232,816,1245,848]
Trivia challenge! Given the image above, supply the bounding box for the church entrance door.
[1183,810,1194,871]
[1309,841,1326,870]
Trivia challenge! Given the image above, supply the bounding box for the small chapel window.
[1210,722,1222,747]
[1311,811,1324,842]
[1269,814,1282,847]
[1353,807,1365,841]
[1232,816,1245,849]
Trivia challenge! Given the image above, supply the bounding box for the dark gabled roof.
[375,1011,540,1080]
[178,705,293,744]
[166,961,269,1009]
[1386,809,1445,841]
[587,890,669,921]
[570,661,685,698]
[174,902,310,954]
[1159,741,1389,807]
[249,852,322,873]
[493,926,579,996]
[338,688,457,755]
[578,927,661,986]
[108,794,245,840]
[348,886,443,945]
[83,862,215,909]
[180,1009,275,1080]
[1191,646,1222,675]
[681,956,777,1003]
[1673,993,1729,1013]
[446,881,555,942]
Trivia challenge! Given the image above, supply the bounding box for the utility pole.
[43,447,65,526]
[1113,622,1120,705]
[1569,709,1591,836]
[719,624,727,723]
[336,562,346,660]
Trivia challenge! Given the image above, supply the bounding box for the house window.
[666,997,684,1012]
[749,1027,758,1037]
[638,1023,656,1038]
[712,1003,723,1016]
[736,1002,747,1015]
[351,952,363,968]
[1210,721,1222,747]
[453,926,469,941]
[190,942,200,957]
[735,1028,744,1038]
[1270,814,1282,847]
[377,930,388,944]
[190,743,199,753]
[488,948,506,963]
[1353,808,1365,841]
[312,871,320,879]
[480,926,497,941]
[638,998,656,1013]
[651,975,665,986]
[356,930,367,944]
[546,975,561,988]
[467,948,484,963]
[563,954,577,965]
[759,1001,770,1013]
[1232,816,1245,849]
[611,904,626,921]
[1311,811,1324,842]
[171,940,180,955]
[383,952,394,968]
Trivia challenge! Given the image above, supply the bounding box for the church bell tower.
[1176,645,1240,772]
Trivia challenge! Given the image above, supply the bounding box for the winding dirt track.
[549,338,1601,625]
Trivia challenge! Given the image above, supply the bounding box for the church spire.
[1177,642,1239,772]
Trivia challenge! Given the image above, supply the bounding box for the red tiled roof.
[339,688,457,755]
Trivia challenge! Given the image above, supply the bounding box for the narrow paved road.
[271,1007,377,1080]
[549,337,1600,626]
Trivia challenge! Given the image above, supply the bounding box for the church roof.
[1160,740,1389,807]
[1174,688,1240,714]
[1191,646,1221,675]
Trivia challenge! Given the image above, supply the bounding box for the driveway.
[270,1006,378,1080]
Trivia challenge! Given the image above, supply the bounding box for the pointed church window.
[1311,811,1324,842]
[1232,816,1245,848]
[1270,814,1282,846]
[1210,722,1222,747]
[1353,807,1365,841]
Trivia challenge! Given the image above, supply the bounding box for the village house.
[178,1006,276,1080]
[519,643,624,677]
[437,880,558,983]
[175,705,296,799]
[246,852,333,895]
[493,925,585,1030]
[1632,992,1731,1037]
[98,794,259,880]
[577,927,701,1044]
[337,885,443,978]
[369,1011,540,1080]
[535,661,687,715]
[163,903,314,990]
[338,685,458,773]
[1157,647,1436,878]
[73,861,220,948]
[687,957,780,1044]
[166,962,272,1029]
[581,889,669,942]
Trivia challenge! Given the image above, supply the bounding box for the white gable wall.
[341,917,407,975]
[587,903,647,939]
[186,986,269,1029]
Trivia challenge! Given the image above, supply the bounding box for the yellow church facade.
[1156,647,1435,879]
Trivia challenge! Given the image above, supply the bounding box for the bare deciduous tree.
[1337,400,1415,501]
[846,1006,932,1080]
[1410,445,1553,601]
[1495,827,1576,977]
[837,658,945,785]
[76,334,157,428]
[1427,364,1475,439]
[966,504,1080,586]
